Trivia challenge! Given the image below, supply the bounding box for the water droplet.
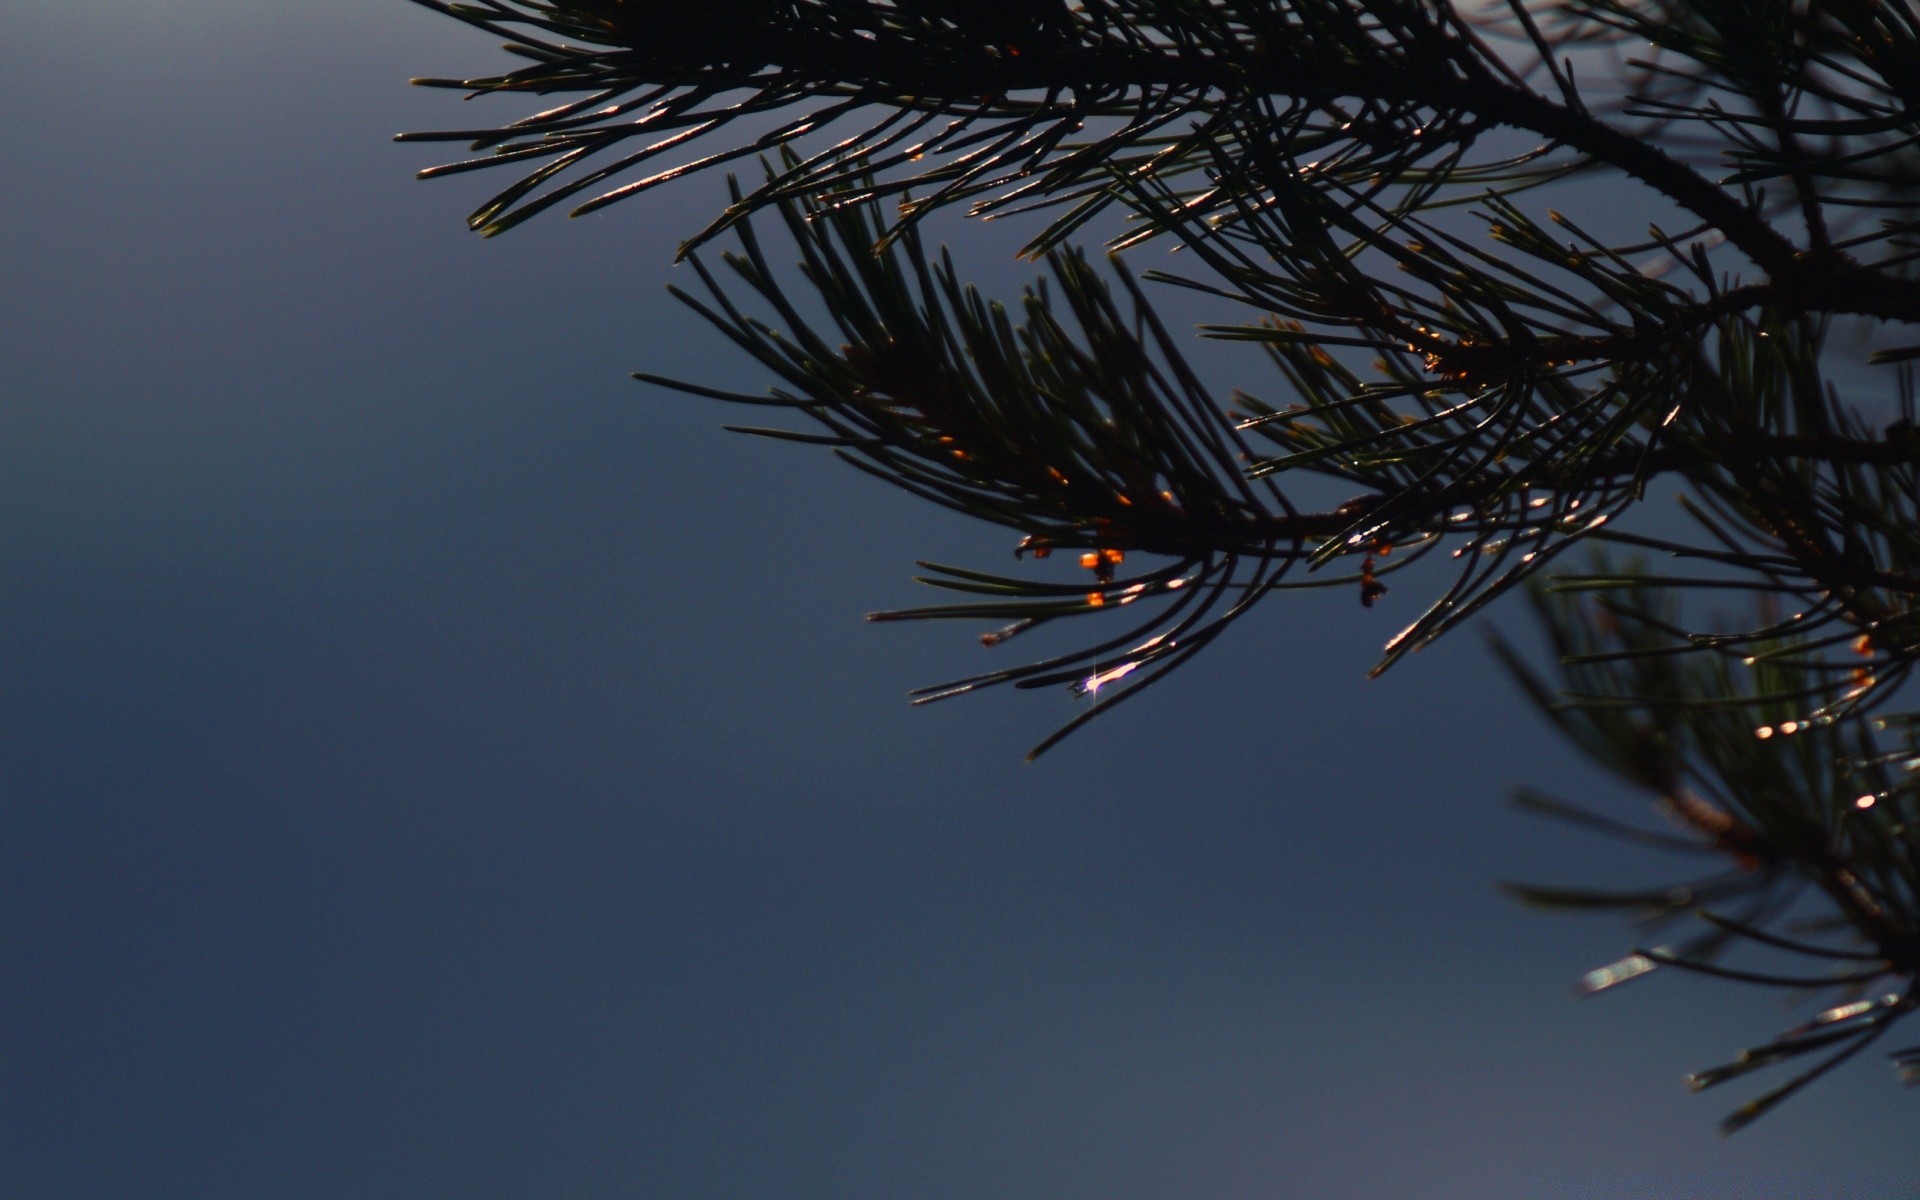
[1755,726,1775,739]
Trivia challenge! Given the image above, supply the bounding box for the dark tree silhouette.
[398,0,1920,1131]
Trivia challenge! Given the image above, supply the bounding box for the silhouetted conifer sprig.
[399,1,1920,312]
[1492,574,1918,1133]
[646,170,1467,757]
[403,0,1920,1126]
[400,0,1554,257]
[1550,0,1920,238]
[659,167,1712,715]
[394,5,1497,255]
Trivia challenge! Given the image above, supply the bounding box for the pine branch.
[399,0,1920,321]
[400,0,1920,1128]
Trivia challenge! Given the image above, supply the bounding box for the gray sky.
[1,3,1912,1197]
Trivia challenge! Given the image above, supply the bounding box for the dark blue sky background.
[1,4,1912,1197]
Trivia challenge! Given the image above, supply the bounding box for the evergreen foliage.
[399,0,1920,1130]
